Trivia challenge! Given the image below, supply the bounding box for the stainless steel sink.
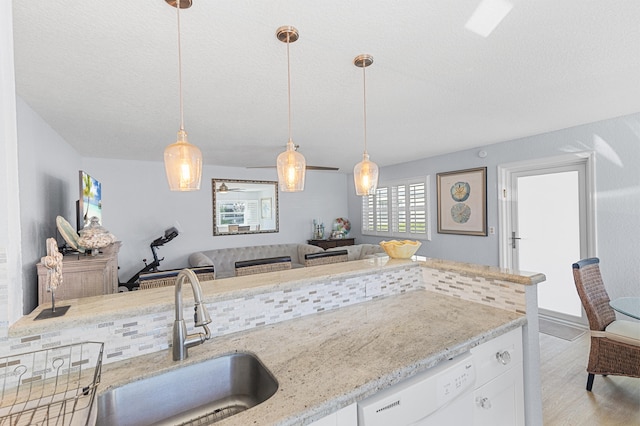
[96,352,278,426]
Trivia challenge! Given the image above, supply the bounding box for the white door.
[498,154,596,324]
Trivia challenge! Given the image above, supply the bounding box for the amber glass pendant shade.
[276,26,305,192]
[163,0,202,191]
[164,130,202,191]
[353,54,379,196]
[277,139,306,192]
[354,152,379,195]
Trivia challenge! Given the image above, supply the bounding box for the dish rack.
[0,342,104,426]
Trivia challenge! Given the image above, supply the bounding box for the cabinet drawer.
[470,327,522,388]
[473,366,524,426]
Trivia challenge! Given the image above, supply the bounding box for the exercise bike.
[118,226,179,292]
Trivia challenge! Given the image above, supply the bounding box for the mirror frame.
[212,178,279,236]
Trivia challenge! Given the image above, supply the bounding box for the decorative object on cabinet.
[572,257,640,391]
[163,0,202,191]
[77,216,117,256]
[35,238,70,320]
[333,217,351,237]
[307,238,355,250]
[437,167,487,236]
[212,178,279,236]
[56,215,85,253]
[379,240,422,259]
[37,242,121,305]
[312,219,325,239]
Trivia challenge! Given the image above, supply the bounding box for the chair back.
[235,256,292,276]
[304,250,348,267]
[572,257,616,331]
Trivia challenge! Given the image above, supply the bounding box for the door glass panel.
[517,171,582,317]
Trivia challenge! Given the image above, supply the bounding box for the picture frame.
[436,167,487,236]
[261,197,272,219]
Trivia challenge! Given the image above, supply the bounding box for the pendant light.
[353,54,379,196]
[163,0,202,191]
[276,26,306,192]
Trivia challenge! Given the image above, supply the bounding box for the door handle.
[510,231,521,249]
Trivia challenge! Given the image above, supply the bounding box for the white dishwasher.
[358,352,476,426]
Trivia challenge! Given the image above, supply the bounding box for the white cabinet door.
[309,403,357,426]
[473,366,524,426]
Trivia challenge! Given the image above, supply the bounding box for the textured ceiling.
[12,1,640,172]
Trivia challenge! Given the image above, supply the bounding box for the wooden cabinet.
[307,238,355,250]
[37,242,120,305]
[471,327,524,426]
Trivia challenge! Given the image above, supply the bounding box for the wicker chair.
[304,250,348,267]
[235,256,292,277]
[572,258,640,391]
[138,266,215,290]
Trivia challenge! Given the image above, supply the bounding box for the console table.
[307,238,355,250]
[37,242,121,305]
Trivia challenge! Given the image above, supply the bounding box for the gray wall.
[17,97,81,313]
[15,99,350,312]
[15,98,640,315]
[349,113,640,300]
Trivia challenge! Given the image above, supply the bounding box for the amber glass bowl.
[379,240,422,259]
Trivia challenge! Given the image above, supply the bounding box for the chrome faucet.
[173,269,212,361]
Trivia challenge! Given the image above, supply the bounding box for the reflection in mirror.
[212,179,279,236]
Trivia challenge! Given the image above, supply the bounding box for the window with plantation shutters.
[361,177,430,240]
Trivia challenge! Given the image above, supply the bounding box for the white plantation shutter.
[375,187,389,232]
[408,182,426,234]
[362,195,375,233]
[361,177,430,240]
[391,185,406,233]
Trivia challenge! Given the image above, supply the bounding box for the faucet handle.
[193,303,212,326]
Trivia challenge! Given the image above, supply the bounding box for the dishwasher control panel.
[437,358,475,405]
[358,352,476,426]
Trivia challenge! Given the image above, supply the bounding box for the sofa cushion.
[359,243,387,258]
[326,245,362,261]
[326,244,385,261]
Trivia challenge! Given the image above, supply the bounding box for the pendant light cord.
[362,61,368,155]
[286,33,292,142]
[176,1,185,132]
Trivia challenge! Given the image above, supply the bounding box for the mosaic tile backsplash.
[2,265,424,365]
[422,267,527,314]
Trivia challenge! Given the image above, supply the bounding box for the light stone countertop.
[13,256,410,336]
[98,290,526,426]
[420,258,546,285]
[13,256,538,338]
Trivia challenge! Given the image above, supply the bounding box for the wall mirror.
[212,179,279,236]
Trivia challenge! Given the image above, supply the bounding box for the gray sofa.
[189,243,324,278]
[189,243,387,279]
[325,244,386,261]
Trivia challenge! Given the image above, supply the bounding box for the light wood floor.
[540,331,640,425]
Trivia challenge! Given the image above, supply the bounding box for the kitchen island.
[99,289,525,425]
[11,257,543,424]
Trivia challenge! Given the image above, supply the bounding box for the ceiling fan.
[247,144,339,171]
[216,182,245,193]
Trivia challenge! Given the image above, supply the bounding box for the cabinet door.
[473,366,524,426]
[309,403,357,426]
